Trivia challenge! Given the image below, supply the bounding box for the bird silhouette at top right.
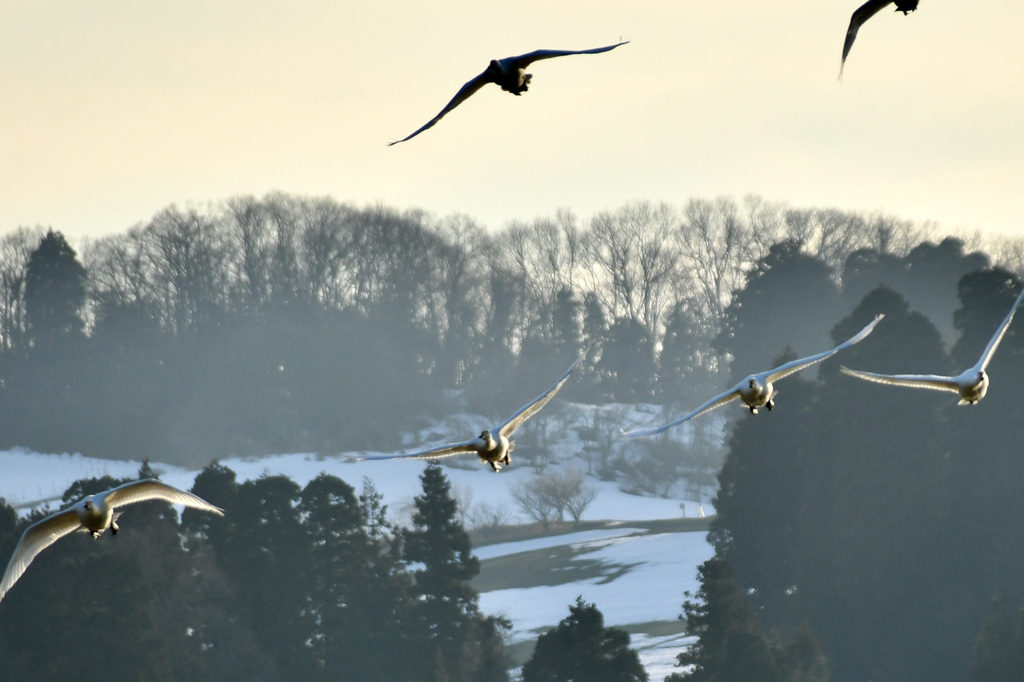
[840,0,920,79]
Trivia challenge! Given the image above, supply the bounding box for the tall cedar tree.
[403,462,510,682]
[668,557,828,682]
[23,229,86,347]
[521,596,648,682]
[968,593,1024,682]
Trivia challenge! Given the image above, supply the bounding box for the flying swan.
[622,315,884,438]
[388,41,629,145]
[841,287,1024,404]
[0,479,224,606]
[840,0,919,79]
[360,344,592,471]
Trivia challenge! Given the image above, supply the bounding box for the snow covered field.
[0,446,715,677]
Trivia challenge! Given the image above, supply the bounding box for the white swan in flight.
[0,479,224,606]
[388,42,628,145]
[623,315,884,438]
[360,344,592,470]
[840,0,919,79]
[841,287,1024,404]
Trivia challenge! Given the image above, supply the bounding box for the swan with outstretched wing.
[841,287,1024,404]
[361,343,593,470]
[1,479,223,606]
[623,315,884,438]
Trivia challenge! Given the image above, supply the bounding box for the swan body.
[841,287,1024,404]
[361,344,592,470]
[0,479,224,605]
[623,315,884,438]
[840,0,919,78]
[389,42,628,145]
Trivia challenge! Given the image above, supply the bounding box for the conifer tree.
[969,593,1020,682]
[522,596,648,682]
[668,557,828,682]
[403,462,509,681]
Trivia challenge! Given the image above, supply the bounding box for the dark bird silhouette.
[388,41,629,145]
[840,0,919,79]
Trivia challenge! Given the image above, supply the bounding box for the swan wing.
[839,366,962,394]
[621,387,742,438]
[841,0,893,77]
[976,287,1024,372]
[506,41,629,68]
[388,71,491,145]
[102,479,224,515]
[766,314,884,383]
[499,342,593,438]
[359,439,480,461]
[0,508,81,604]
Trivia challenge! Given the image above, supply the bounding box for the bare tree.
[573,404,631,479]
[560,466,598,524]
[586,201,683,343]
[225,195,274,314]
[509,477,558,531]
[988,234,1024,278]
[467,499,514,531]
[510,466,599,530]
[0,227,43,350]
[677,196,756,324]
[451,483,474,528]
[145,205,229,334]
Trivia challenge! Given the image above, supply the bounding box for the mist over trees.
[1,193,1020,466]
[2,193,1024,680]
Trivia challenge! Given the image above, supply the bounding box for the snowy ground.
[0,445,715,679]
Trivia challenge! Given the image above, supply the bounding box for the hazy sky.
[2,1,1022,241]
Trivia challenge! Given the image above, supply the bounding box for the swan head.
[893,0,919,14]
[747,377,759,389]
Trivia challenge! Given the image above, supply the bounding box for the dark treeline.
[0,462,511,681]
[694,268,1024,681]
[2,192,1021,465]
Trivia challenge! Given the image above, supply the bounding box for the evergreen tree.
[300,472,423,681]
[667,557,828,682]
[403,462,509,682]
[599,316,655,402]
[717,240,838,383]
[969,593,1020,682]
[23,229,86,347]
[206,474,314,678]
[657,301,716,404]
[522,596,648,682]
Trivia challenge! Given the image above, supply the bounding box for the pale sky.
[1,1,1022,241]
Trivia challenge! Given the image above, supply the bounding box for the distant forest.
[2,193,1024,681]
[0,193,1021,465]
